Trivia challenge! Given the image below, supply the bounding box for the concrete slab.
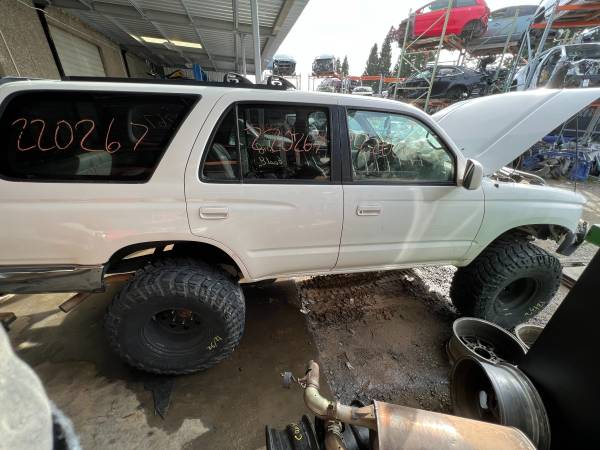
[0,281,319,450]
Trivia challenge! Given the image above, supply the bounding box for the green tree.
[341,55,349,77]
[335,57,342,74]
[364,43,380,76]
[379,27,394,76]
[392,50,431,78]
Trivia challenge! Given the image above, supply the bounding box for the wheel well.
[462,19,483,31]
[105,241,244,279]
[500,224,570,243]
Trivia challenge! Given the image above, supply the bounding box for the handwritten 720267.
[11,117,149,153]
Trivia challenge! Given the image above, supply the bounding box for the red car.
[398,0,490,41]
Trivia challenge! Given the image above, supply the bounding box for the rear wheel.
[446,85,467,100]
[461,20,485,40]
[450,237,561,328]
[104,258,245,374]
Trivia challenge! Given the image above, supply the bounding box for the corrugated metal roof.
[54,0,309,72]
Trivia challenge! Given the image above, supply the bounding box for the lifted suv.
[0,77,593,374]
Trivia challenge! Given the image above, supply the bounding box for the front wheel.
[104,258,245,374]
[450,237,561,328]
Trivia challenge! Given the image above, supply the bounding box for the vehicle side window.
[346,109,454,184]
[201,109,241,181]
[238,104,331,181]
[422,0,452,13]
[519,5,538,16]
[492,8,509,19]
[456,0,477,7]
[0,91,198,182]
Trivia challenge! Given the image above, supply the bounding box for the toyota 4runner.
[0,76,593,374]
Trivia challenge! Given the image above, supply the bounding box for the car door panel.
[336,107,484,270]
[185,94,343,280]
[338,184,484,268]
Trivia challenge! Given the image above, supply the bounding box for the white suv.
[0,77,593,374]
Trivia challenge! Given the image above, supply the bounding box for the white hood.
[433,89,600,175]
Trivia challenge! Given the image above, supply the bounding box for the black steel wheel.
[450,237,561,329]
[105,258,245,374]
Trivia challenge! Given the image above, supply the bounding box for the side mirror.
[463,159,483,190]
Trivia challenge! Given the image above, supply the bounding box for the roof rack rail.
[0,77,36,86]
[61,72,293,90]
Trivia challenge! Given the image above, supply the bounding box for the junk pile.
[266,359,536,450]
[448,318,551,450]
[521,139,600,181]
[521,107,600,182]
[266,317,550,450]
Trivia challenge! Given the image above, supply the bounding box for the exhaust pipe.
[301,360,376,430]
[293,360,536,450]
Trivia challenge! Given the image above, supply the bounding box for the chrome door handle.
[199,206,229,220]
[356,204,382,216]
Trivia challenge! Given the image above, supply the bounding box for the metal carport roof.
[49,0,309,76]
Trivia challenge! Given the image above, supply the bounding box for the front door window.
[346,109,455,183]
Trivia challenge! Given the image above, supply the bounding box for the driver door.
[336,108,484,270]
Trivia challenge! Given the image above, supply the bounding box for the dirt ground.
[1,179,598,447]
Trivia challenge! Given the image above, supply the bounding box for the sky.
[276,0,534,86]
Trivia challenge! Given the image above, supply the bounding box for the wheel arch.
[461,18,486,35]
[462,222,571,264]
[105,239,250,280]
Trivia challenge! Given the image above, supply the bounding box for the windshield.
[313,58,335,73]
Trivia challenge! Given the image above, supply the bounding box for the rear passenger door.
[185,95,343,280]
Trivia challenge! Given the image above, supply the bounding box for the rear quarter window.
[0,90,198,182]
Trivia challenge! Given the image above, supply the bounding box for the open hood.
[433,89,600,175]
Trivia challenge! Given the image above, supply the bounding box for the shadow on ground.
[1,281,318,450]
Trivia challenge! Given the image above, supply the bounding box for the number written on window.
[0,91,198,182]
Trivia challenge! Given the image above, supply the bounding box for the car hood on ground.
[432,88,600,175]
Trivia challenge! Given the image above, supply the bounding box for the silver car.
[469,5,538,47]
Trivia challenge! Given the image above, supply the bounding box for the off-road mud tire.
[450,238,561,328]
[104,258,245,374]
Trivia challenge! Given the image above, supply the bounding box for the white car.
[0,77,593,374]
[352,86,374,96]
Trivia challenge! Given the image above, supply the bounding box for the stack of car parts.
[266,360,535,450]
[449,318,551,450]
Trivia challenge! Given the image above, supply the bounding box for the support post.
[233,0,239,72]
[241,33,247,75]
[395,9,411,100]
[424,0,452,113]
[492,7,520,91]
[534,0,560,57]
[250,0,262,83]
